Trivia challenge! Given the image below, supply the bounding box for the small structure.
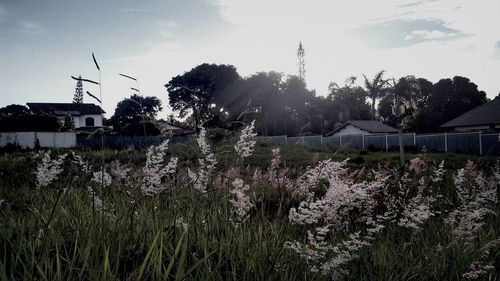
[27,103,105,130]
[156,121,195,136]
[328,120,397,136]
[441,97,500,132]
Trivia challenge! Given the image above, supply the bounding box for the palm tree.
[363,70,390,120]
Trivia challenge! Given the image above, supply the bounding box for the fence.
[76,134,197,150]
[258,131,500,156]
[0,132,76,149]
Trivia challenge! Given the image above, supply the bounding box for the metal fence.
[0,132,76,149]
[258,132,500,156]
[76,134,197,150]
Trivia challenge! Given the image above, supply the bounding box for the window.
[85,117,95,127]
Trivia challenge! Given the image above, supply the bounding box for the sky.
[0,0,499,119]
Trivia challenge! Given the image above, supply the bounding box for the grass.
[0,141,498,280]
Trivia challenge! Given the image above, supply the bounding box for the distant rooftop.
[27,103,105,116]
[330,120,398,135]
[441,97,500,128]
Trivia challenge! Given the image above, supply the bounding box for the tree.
[0,104,61,132]
[328,77,371,124]
[424,76,487,132]
[363,70,390,120]
[73,75,84,104]
[110,94,162,136]
[0,104,30,117]
[165,63,240,129]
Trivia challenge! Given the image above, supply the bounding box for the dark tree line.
[0,65,488,136]
[165,64,489,135]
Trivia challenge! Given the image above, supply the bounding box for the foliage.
[363,70,390,120]
[73,75,84,104]
[165,63,241,129]
[378,76,488,132]
[110,94,162,136]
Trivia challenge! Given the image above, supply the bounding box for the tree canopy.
[110,94,163,136]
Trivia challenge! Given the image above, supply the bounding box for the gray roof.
[27,103,105,116]
[441,97,500,128]
[331,120,397,135]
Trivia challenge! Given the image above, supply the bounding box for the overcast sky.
[1,0,499,118]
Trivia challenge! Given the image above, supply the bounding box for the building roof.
[329,120,398,135]
[27,103,105,116]
[441,97,500,128]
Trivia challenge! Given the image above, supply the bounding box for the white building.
[329,120,397,136]
[27,103,105,130]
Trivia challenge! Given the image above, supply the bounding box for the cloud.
[18,21,46,36]
[356,19,466,48]
[156,21,179,38]
[396,0,439,8]
[404,29,460,41]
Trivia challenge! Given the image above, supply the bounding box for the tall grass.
[0,136,498,280]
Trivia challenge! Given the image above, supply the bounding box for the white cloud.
[404,29,458,40]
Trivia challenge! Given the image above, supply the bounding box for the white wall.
[74,114,103,128]
[332,125,369,136]
[0,132,76,148]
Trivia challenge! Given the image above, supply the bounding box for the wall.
[74,114,103,128]
[0,132,76,148]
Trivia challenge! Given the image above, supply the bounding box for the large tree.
[378,76,488,132]
[110,94,163,136]
[165,63,240,129]
[327,77,371,123]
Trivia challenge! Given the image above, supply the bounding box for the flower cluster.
[463,237,499,280]
[229,178,254,220]
[35,151,67,188]
[142,140,178,196]
[234,120,257,159]
[188,127,217,194]
[91,169,112,188]
[445,161,497,241]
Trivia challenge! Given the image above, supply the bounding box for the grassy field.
[0,134,498,280]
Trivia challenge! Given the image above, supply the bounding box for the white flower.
[91,169,112,188]
[141,140,178,196]
[35,151,67,188]
[229,178,254,220]
[234,120,257,159]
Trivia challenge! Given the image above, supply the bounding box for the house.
[441,97,500,132]
[328,120,398,136]
[156,121,195,136]
[26,103,105,130]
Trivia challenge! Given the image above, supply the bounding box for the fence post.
[362,134,365,149]
[285,135,288,144]
[478,131,482,155]
[444,132,448,153]
[302,136,305,144]
[413,133,416,147]
[385,134,388,151]
[340,135,343,146]
[321,135,323,145]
